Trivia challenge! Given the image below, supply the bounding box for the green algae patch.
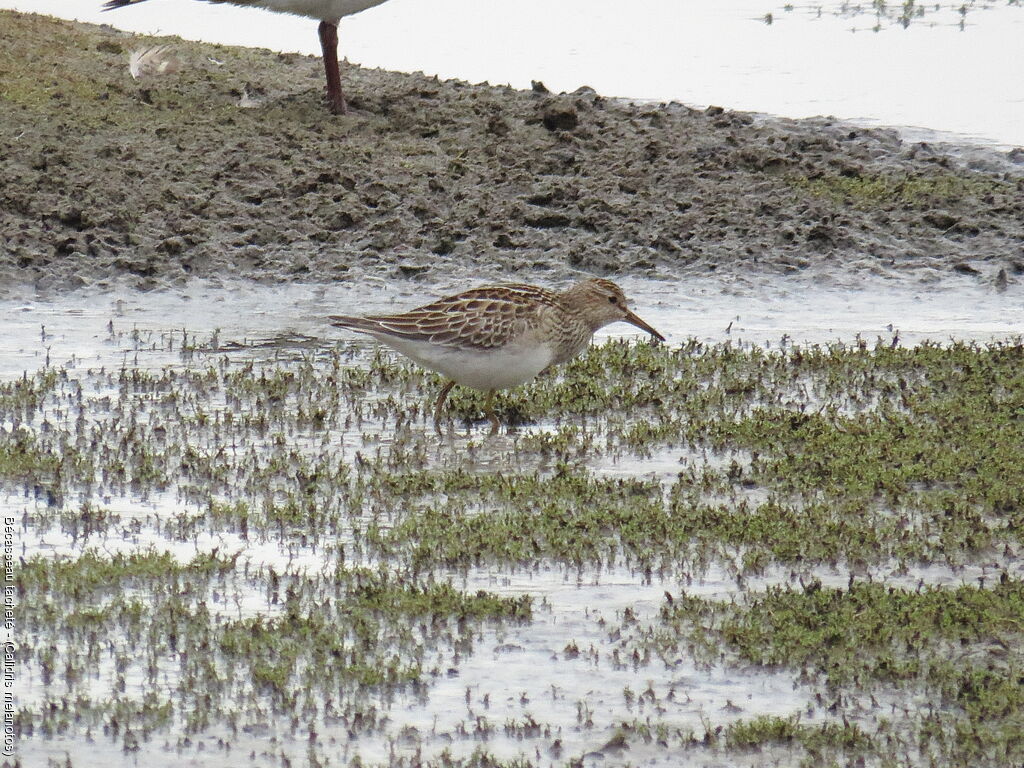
[8,338,1024,576]
[725,714,872,754]
[18,548,237,596]
[652,579,1024,766]
[16,548,532,742]
[8,333,1024,764]
[367,339,1024,573]
[788,169,1014,209]
[712,580,1024,685]
[371,469,671,571]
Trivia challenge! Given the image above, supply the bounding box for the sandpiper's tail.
[328,315,382,335]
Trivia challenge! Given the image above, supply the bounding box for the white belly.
[376,336,555,391]
[244,0,389,22]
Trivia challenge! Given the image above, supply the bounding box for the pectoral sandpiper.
[329,278,665,435]
[102,0,390,114]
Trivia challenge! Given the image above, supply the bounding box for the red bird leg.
[317,21,347,114]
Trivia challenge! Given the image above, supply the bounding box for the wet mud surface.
[2,9,1023,296]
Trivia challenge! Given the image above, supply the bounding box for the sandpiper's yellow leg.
[484,390,500,436]
[433,380,456,435]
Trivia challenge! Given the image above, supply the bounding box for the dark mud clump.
[1,9,1023,295]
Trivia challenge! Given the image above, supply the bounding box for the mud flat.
[2,9,1023,295]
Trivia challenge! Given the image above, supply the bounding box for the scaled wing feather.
[334,286,553,350]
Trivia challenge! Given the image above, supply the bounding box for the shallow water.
[6,274,1024,766]
[3,273,1021,381]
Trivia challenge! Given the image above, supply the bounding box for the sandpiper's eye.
[608,296,617,305]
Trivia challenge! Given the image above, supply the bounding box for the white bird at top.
[103,0,390,114]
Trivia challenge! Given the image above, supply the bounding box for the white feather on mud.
[128,45,182,79]
[238,85,262,109]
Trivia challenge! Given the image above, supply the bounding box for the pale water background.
[4,0,1023,147]
[4,274,1022,384]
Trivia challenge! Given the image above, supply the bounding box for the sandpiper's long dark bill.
[101,0,390,114]
[329,278,665,435]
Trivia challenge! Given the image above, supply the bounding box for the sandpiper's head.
[565,278,666,341]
